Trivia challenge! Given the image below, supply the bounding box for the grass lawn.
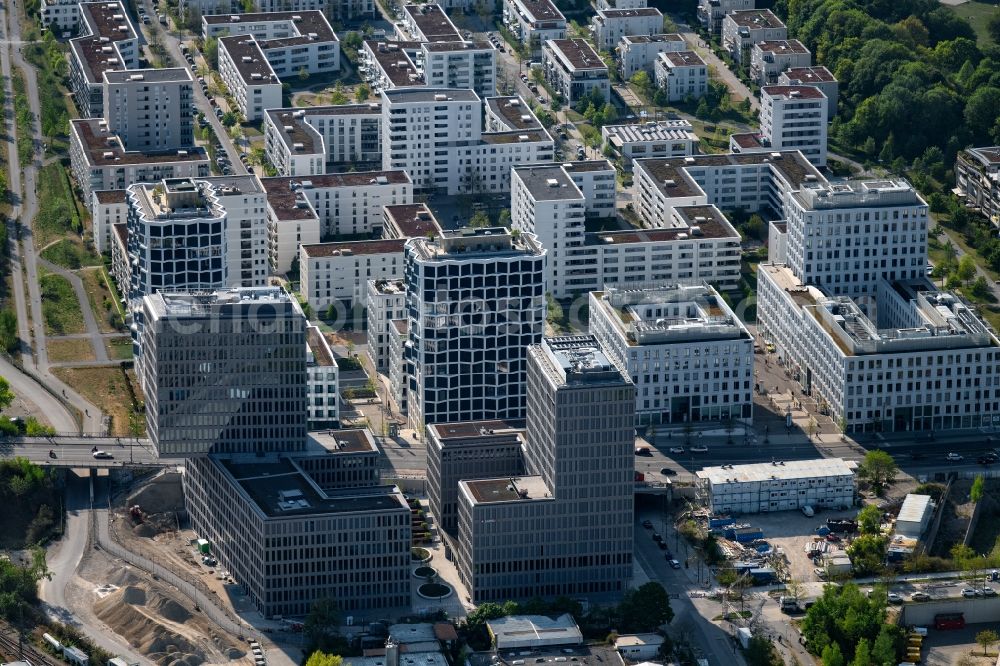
[47,338,96,363]
[40,238,101,270]
[52,365,144,436]
[79,267,125,334]
[948,1,999,45]
[39,270,85,336]
[34,162,84,249]
[105,336,133,361]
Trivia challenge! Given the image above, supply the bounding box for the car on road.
[962,588,977,598]
[536,96,545,105]
[652,533,662,542]
[668,447,684,454]
[660,467,677,476]
[668,559,681,569]
[946,452,964,461]
[642,520,653,529]
[910,592,931,602]
[887,592,902,604]
[978,455,996,466]
[985,587,997,596]
[92,450,113,459]
[559,131,568,140]
[813,567,828,579]
[690,445,708,453]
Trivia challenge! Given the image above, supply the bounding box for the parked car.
[910,592,931,602]
[946,452,964,461]
[691,445,708,453]
[657,541,667,550]
[668,559,682,569]
[668,447,684,454]
[660,467,677,476]
[887,592,903,604]
[962,588,977,598]
[984,587,997,597]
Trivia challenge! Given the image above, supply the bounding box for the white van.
[801,505,814,517]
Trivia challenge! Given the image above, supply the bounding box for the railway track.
[0,625,60,666]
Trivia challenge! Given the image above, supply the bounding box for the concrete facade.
[542,39,609,106]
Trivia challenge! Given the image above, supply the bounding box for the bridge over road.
[0,437,166,467]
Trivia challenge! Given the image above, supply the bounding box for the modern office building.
[203,11,340,78]
[955,146,1000,228]
[697,0,754,33]
[591,8,663,52]
[381,89,553,195]
[217,36,283,122]
[455,336,635,602]
[721,9,786,64]
[502,0,566,54]
[403,227,547,426]
[367,279,407,371]
[306,324,339,429]
[103,69,195,152]
[731,86,828,166]
[601,120,698,166]
[589,284,754,426]
[654,51,707,102]
[299,239,407,308]
[263,104,383,176]
[139,287,308,457]
[183,451,410,618]
[696,458,857,514]
[542,39,609,106]
[749,39,811,86]
[125,176,267,302]
[427,420,525,535]
[615,34,686,79]
[757,265,1000,433]
[778,65,838,120]
[69,119,210,205]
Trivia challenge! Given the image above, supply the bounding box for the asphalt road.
[0,438,163,467]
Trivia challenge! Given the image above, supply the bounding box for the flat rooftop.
[486,96,542,130]
[697,458,857,485]
[266,110,322,155]
[585,206,739,242]
[730,132,767,149]
[428,419,525,441]
[598,7,661,17]
[382,87,479,104]
[562,158,615,173]
[206,11,337,44]
[219,36,279,84]
[487,614,582,647]
[762,85,826,100]
[726,8,784,28]
[463,475,551,503]
[306,428,377,454]
[621,33,684,45]
[759,263,821,307]
[95,189,128,204]
[480,130,552,144]
[794,178,923,210]
[636,150,825,197]
[660,50,705,67]
[104,67,192,83]
[301,239,406,258]
[262,172,411,219]
[364,41,422,87]
[71,119,209,166]
[514,164,583,201]
[403,3,461,41]
[539,335,625,385]
[604,120,696,145]
[112,221,128,246]
[512,0,565,23]
[147,287,294,318]
[546,39,605,71]
[755,39,809,55]
[306,325,336,367]
[383,203,441,238]
[221,457,405,518]
[781,65,836,84]
[70,36,124,85]
[80,1,135,39]
[966,146,1000,165]
[898,493,932,524]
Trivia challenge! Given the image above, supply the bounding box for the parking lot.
[742,508,860,584]
[921,622,999,665]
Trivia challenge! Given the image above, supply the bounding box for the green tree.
[847,534,888,576]
[821,643,845,666]
[977,629,998,656]
[972,475,985,503]
[305,653,342,666]
[857,504,882,535]
[220,111,238,127]
[203,36,219,69]
[0,377,14,412]
[298,67,309,82]
[0,310,17,354]
[857,450,898,492]
[343,31,363,51]
[304,598,340,644]
[971,276,991,300]
[355,84,371,102]
[850,638,871,666]
[618,581,674,632]
[629,70,651,93]
[989,14,1000,44]
[956,255,977,284]
[469,211,490,228]
[498,209,512,228]
[803,583,895,661]
[745,635,781,666]
[871,627,898,665]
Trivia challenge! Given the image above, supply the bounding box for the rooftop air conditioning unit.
[434,93,447,100]
[293,142,304,150]
[283,125,294,132]
[242,56,253,62]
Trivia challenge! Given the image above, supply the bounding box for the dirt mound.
[133,523,158,538]
[93,582,231,666]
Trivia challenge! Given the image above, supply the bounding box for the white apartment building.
[758,265,1000,433]
[759,85,827,167]
[40,0,82,32]
[387,318,409,414]
[955,146,1000,227]
[591,8,663,52]
[654,50,707,102]
[360,40,425,95]
[382,202,442,240]
[503,0,566,54]
[778,65,838,120]
[366,279,407,371]
[110,222,130,298]
[381,88,553,195]
[697,0,754,33]
[102,69,195,152]
[203,11,340,78]
[602,120,698,166]
[631,151,824,227]
[300,239,406,308]
[750,39,811,86]
[217,36,283,122]
[70,118,211,205]
[589,284,754,425]
[616,33,686,79]
[596,0,647,8]
[400,3,462,41]
[125,176,267,303]
[68,2,140,118]
[697,458,857,514]
[403,227,547,426]
[263,104,382,176]
[262,171,412,271]
[306,324,340,428]
[542,39,609,106]
[91,190,128,254]
[721,9,786,64]
[361,37,497,99]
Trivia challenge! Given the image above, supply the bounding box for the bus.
[934,612,965,630]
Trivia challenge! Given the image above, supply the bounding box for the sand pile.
[94,583,242,666]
